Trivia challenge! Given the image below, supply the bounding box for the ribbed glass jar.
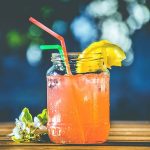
[46,53,110,144]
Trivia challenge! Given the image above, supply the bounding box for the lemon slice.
[76,40,126,73]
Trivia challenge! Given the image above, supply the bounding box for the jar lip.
[52,52,103,56]
[52,52,81,56]
[67,52,81,56]
[51,52,104,61]
[51,52,81,61]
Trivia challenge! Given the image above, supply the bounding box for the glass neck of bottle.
[51,53,65,72]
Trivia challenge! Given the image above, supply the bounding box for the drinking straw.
[29,17,72,75]
[40,45,64,63]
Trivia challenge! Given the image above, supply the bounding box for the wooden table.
[0,121,150,150]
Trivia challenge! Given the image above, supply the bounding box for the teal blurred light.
[52,20,68,35]
[26,43,42,67]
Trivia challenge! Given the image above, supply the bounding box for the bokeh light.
[26,44,42,66]
[41,5,54,18]
[101,18,132,52]
[126,16,139,34]
[71,15,98,49]
[28,25,43,37]
[123,49,134,66]
[6,30,25,49]
[52,20,68,35]
[86,0,118,17]
[127,2,150,30]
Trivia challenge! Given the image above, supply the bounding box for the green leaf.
[19,107,33,124]
[37,109,47,125]
[10,107,48,143]
[12,136,23,142]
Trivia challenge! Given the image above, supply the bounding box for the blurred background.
[0,0,150,121]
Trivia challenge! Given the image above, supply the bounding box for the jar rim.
[52,52,81,56]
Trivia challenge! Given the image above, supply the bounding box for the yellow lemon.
[76,40,126,73]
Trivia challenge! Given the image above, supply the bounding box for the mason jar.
[46,53,110,144]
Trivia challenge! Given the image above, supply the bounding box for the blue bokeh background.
[0,0,150,121]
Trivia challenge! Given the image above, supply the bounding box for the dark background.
[0,0,150,121]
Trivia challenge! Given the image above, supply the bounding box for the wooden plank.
[0,145,150,150]
[108,136,150,141]
[0,121,150,149]
[109,131,150,136]
[111,121,150,124]
[110,128,150,132]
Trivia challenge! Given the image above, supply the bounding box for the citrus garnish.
[76,40,126,73]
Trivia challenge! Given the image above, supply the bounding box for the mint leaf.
[19,107,33,124]
[37,109,47,125]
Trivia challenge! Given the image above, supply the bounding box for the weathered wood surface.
[0,121,150,150]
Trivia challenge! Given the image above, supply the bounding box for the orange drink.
[47,73,109,144]
[47,53,110,144]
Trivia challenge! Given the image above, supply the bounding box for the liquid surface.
[47,72,110,144]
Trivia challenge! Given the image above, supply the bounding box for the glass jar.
[46,53,110,144]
